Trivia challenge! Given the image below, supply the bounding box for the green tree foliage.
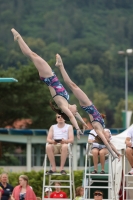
[0,65,55,128]
[0,0,133,127]
[114,99,133,127]
[0,169,83,198]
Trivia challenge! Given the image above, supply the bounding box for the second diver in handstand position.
[55,54,121,161]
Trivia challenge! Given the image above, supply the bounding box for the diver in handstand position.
[11,28,87,139]
[55,54,121,160]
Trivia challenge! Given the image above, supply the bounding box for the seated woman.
[10,175,36,200]
[88,128,112,174]
[11,28,87,139]
[55,54,120,160]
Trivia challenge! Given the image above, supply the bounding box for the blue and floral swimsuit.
[40,72,69,101]
[81,104,105,128]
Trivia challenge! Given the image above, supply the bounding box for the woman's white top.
[52,124,70,140]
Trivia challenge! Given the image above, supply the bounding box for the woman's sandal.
[100,170,105,174]
[91,170,97,174]
[46,170,56,175]
[60,170,67,175]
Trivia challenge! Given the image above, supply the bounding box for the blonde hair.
[75,186,84,196]
[1,172,9,183]
[1,172,8,177]
[19,175,29,184]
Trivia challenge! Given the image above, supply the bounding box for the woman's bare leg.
[99,148,109,171]
[91,148,99,171]
[55,54,91,106]
[11,28,53,78]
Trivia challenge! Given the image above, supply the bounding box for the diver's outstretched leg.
[11,28,32,55]
[55,54,75,87]
[55,54,91,105]
[11,28,53,78]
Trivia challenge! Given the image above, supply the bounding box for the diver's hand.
[117,154,121,162]
[77,129,83,140]
[82,125,86,134]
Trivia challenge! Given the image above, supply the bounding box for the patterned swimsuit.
[81,104,105,128]
[40,72,69,101]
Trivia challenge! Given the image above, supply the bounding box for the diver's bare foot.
[55,54,63,67]
[11,28,20,41]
